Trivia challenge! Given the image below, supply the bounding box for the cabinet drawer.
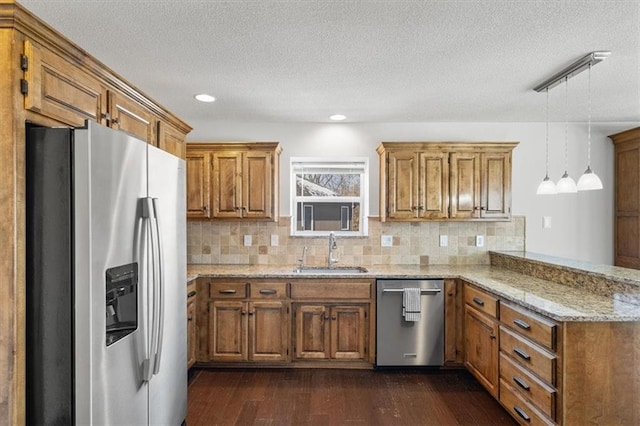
[210,282,247,298]
[464,284,499,318]
[500,326,556,384]
[500,379,555,426]
[250,282,287,299]
[290,281,372,300]
[500,352,556,419]
[501,303,557,351]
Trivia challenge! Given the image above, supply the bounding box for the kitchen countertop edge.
[186,263,640,322]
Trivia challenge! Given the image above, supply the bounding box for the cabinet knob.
[248,311,254,316]
[111,117,120,125]
[241,310,247,316]
[202,205,208,212]
[324,315,330,320]
[331,316,337,320]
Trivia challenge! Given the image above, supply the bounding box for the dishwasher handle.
[382,288,442,294]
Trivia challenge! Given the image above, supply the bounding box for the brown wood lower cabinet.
[198,278,374,367]
[205,280,290,364]
[187,283,197,368]
[293,304,368,360]
[464,302,499,398]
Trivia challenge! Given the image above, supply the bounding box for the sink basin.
[292,266,369,274]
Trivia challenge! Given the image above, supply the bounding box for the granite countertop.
[187,262,640,322]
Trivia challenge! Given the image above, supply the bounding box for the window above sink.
[290,157,369,237]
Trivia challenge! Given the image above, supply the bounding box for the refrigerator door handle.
[142,197,160,382]
[151,198,165,375]
[137,206,153,382]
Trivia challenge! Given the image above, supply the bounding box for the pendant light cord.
[545,88,550,177]
[564,76,569,172]
[587,63,592,167]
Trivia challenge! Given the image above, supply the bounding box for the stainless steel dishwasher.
[376,279,444,366]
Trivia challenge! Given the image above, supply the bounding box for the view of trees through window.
[291,159,368,236]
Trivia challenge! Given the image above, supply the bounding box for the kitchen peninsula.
[188,250,640,425]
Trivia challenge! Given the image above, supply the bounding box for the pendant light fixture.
[577,64,603,191]
[533,51,610,195]
[556,76,577,193]
[536,88,557,195]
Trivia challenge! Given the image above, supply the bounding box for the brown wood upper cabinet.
[186,143,282,220]
[378,142,517,221]
[21,39,190,158]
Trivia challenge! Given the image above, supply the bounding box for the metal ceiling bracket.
[533,51,611,92]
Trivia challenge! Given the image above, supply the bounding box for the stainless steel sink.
[292,266,369,274]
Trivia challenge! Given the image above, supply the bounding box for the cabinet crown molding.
[377,141,519,154]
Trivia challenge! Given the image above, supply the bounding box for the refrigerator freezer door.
[74,122,150,425]
[147,144,188,425]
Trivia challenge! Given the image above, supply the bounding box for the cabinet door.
[330,305,367,360]
[444,279,464,364]
[209,301,247,362]
[187,297,196,368]
[418,151,449,219]
[480,152,511,219]
[450,152,481,219]
[212,152,243,218]
[107,91,155,144]
[294,305,330,359]
[464,304,499,397]
[615,141,640,268]
[249,301,289,362]
[23,39,104,126]
[243,151,273,219]
[186,152,211,219]
[387,151,418,219]
[157,120,186,159]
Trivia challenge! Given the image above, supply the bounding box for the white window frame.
[290,157,369,237]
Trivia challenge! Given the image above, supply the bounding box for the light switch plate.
[543,216,552,229]
[381,235,393,247]
[244,235,252,246]
[439,235,448,247]
[270,235,279,246]
[476,235,484,247]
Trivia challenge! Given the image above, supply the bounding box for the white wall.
[188,121,639,264]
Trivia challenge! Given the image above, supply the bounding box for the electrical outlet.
[381,235,393,247]
[476,235,484,247]
[270,235,279,246]
[439,235,448,247]
[243,235,252,246]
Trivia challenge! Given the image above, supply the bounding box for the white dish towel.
[402,288,421,322]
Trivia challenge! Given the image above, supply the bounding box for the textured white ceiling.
[17,0,640,126]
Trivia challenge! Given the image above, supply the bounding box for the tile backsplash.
[187,216,525,266]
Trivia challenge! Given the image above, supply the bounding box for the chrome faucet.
[298,246,307,269]
[328,232,339,268]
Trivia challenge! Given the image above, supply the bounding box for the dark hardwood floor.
[187,368,516,426]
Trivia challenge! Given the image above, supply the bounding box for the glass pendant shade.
[537,175,557,195]
[577,166,603,190]
[557,171,578,193]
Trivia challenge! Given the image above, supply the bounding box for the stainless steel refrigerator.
[26,120,187,425]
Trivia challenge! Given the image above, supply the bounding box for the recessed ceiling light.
[194,94,216,103]
[329,114,346,121]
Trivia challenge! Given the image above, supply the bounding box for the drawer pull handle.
[472,297,484,306]
[513,376,530,390]
[513,406,531,422]
[187,291,197,298]
[514,319,531,330]
[219,289,237,294]
[514,347,531,360]
[259,289,277,295]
